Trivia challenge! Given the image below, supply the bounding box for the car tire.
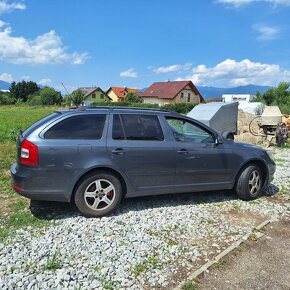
[235,164,263,200]
[74,171,123,217]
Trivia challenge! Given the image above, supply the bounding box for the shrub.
[27,95,43,106]
[162,103,198,114]
[0,93,15,105]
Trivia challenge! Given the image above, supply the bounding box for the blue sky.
[0,0,290,92]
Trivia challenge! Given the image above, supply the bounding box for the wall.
[107,90,119,102]
[85,89,110,102]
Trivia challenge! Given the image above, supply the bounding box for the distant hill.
[0,80,10,91]
[196,84,270,100]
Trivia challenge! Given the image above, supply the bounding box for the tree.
[257,82,290,113]
[10,81,39,101]
[124,92,143,103]
[71,89,84,107]
[40,87,62,105]
[0,91,15,105]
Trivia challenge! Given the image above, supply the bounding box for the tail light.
[20,140,38,166]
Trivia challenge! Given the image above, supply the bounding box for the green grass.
[44,250,62,271]
[0,106,59,240]
[0,105,57,142]
[132,256,161,276]
[181,280,198,290]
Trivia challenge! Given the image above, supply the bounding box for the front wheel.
[74,171,123,217]
[235,165,263,200]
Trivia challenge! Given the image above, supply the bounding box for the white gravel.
[0,149,289,290]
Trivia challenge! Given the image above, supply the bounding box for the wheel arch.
[234,159,269,188]
[70,167,128,202]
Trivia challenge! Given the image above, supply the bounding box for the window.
[187,93,190,102]
[100,93,104,99]
[92,93,96,98]
[166,117,214,143]
[181,92,184,98]
[112,114,164,141]
[44,115,106,140]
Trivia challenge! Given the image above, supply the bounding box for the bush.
[27,95,43,106]
[40,87,62,106]
[0,93,15,105]
[162,103,198,114]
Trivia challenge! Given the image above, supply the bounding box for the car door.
[106,113,175,192]
[164,116,234,192]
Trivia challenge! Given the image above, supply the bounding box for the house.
[78,87,111,106]
[222,94,255,103]
[139,81,205,106]
[106,87,140,102]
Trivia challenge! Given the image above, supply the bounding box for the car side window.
[44,114,106,140]
[166,117,214,143]
[112,114,164,141]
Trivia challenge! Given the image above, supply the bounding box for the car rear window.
[44,114,106,140]
[22,112,61,138]
[112,114,164,141]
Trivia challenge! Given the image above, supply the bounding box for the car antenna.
[61,82,73,99]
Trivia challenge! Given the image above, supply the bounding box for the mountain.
[0,80,11,91]
[196,84,270,100]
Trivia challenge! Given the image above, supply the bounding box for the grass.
[0,207,49,242]
[132,256,161,276]
[0,106,59,241]
[0,106,57,142]
[181,280,198,290]
[44,250,62,271]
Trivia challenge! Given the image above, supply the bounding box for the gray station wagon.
[11,107,276,217]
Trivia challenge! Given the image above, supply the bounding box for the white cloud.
[0,0,26,14]
[153,63,192,74]
[0,19,7,28]
[216,0,290,7]
[38,78,52,86]
[21,75,29,81]
[120,68,138,78]
[0,24,89,65]
[253,24,280,41]
[178,59,290,87]
[0,72,13,82]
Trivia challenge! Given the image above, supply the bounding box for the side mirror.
[215,135,223,145]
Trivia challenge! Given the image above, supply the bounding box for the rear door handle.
[112,148,124,155]
[177,149,188,155]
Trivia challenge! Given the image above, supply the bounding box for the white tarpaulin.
[238,102,266,115]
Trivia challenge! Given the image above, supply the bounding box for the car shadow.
[30,183,280,221]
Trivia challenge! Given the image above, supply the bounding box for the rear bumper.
[10,163,71,202]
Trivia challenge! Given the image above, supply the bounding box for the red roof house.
[139,80,205,105]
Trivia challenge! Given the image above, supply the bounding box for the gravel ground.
[0,149,289,290]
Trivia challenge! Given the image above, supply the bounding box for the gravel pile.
[0,149,289,290]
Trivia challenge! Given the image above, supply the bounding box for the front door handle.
[177,149,188,155]
[112,148,124,155]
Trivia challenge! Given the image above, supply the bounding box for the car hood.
[232,141,264,151]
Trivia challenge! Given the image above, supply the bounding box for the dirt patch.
[222,209,265,227]
[235,110,264,145]
[198,217,290,290]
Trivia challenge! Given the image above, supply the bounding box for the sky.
[0,0,290,93]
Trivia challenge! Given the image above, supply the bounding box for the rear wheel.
[235,165,262,200]
[74,172,123,217]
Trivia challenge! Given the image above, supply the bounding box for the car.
[11,106,276,217]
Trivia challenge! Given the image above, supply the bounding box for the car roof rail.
[71,106,177,114]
